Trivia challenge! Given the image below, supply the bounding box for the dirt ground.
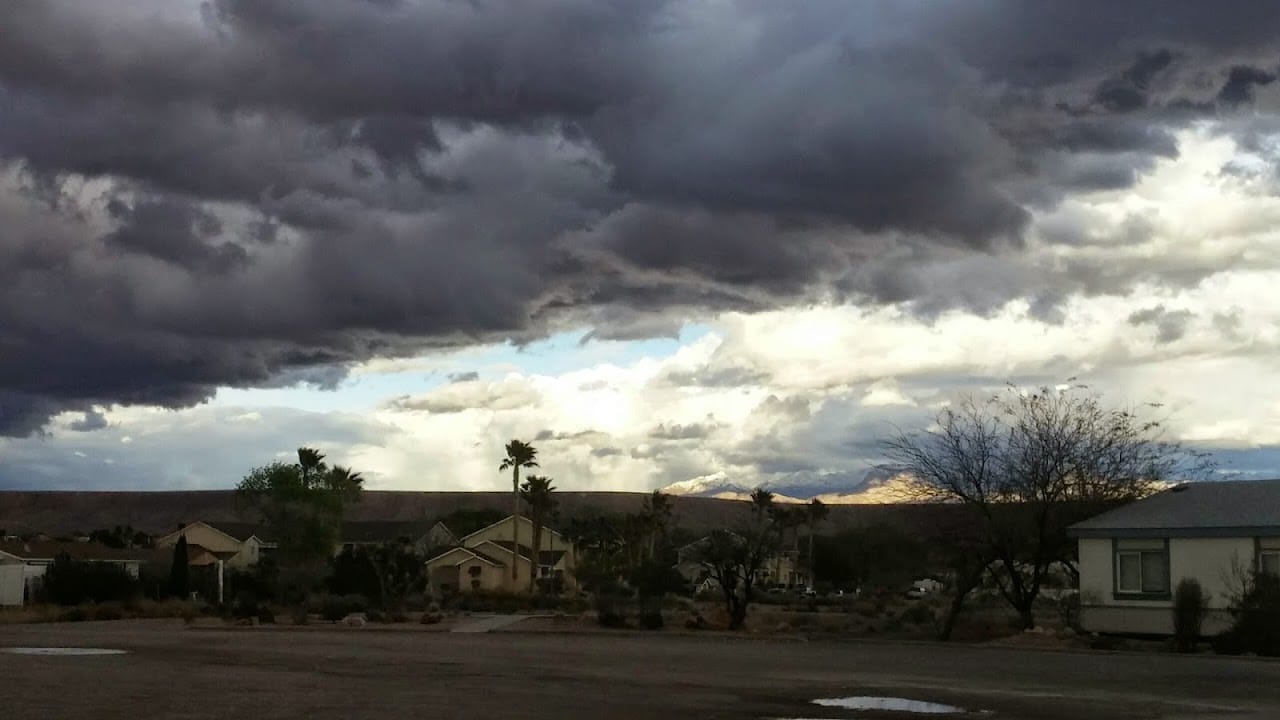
[2,620,1278,720]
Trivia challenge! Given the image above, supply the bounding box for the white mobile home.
[1068,479,1280,636]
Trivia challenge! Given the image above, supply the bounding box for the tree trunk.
[511,467,520,586]
[807,529,815,590]
[1016,601,1036,630]
[728,594,748,630]
[529,513,542,593]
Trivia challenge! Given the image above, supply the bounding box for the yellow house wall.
[455,558,509,592]
[156,523,259,568]
[463,517,577,588]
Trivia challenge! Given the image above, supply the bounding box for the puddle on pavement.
[772,695,979,717]
[812,697,964,714]
[2,647,127,656]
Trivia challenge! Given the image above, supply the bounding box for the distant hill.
[0,490,959,537]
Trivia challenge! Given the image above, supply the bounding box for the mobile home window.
[1261,538,1280,577]
[1115,539,1168,595]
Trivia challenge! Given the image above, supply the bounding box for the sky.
[2,1,1280,495]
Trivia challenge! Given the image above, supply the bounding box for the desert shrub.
[366,608,386,623]
[594,593,628,628]
[257,606,276,624]
[900,603,936,626]
[320,594,369,622]
[638,610,664,630]
[1173,579,1206,653]
[58,607,88,622]
[420,602,443,624]
[231,589,262,620]
[1051,591,1082,633]
[1215,572,1280,656]
[91,602,125,621]
[450,590,532,614]
[328,548,382,603]
[226,559,279,605]
[854,601,880,618]
[388,610,410,623]
[40,554,142,605]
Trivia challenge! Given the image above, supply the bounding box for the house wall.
[426,548,510,593]
[463,517,577,589]
[1079,536,1258,636]
[456,558,509,593]
[0,562,23,606]
[236,537,265,567]
[156,524,258,567]
[472,542,535,592]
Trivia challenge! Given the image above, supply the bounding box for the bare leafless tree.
[882,382,1209,629]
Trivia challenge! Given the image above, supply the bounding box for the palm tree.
[804,498,829,590]
[325,465,365,506]
[297,447,327,485]
[499,440,538,586]
[749,487,775,521]
[642,490,673,560]
[768,505,802,588]
[520,475,557,593]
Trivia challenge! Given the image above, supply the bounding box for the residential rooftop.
[1068,478,1280,539]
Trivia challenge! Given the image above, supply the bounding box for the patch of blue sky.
[210,323,715,413]
[468,323,714,377]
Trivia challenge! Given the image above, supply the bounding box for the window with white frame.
[1260,538,1280,577]
[1115,538,1169,596]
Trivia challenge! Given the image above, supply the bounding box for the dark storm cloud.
[1092,49,1176,113]
[68,409,108,433]
[1217,66,1278,106]
[103,195,245,273]
[1128,306,1195,344]
[1,0,1278,435]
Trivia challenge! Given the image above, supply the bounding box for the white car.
[905,578,944,598]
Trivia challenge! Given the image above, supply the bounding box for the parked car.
[904,578,944,599]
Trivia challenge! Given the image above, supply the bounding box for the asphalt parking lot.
[2,620,1277,719]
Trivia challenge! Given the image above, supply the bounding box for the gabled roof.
[425,545,505,568]
[459,515,566,545]
[483,540,566,566]
[1069,479,1280,538]
[156,520,273,546]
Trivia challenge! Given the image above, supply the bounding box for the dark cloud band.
[0,0,1277,434]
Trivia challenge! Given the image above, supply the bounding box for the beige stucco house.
[1069,479,1280,636]
[425,515,576,594]
[155,521,274,569]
